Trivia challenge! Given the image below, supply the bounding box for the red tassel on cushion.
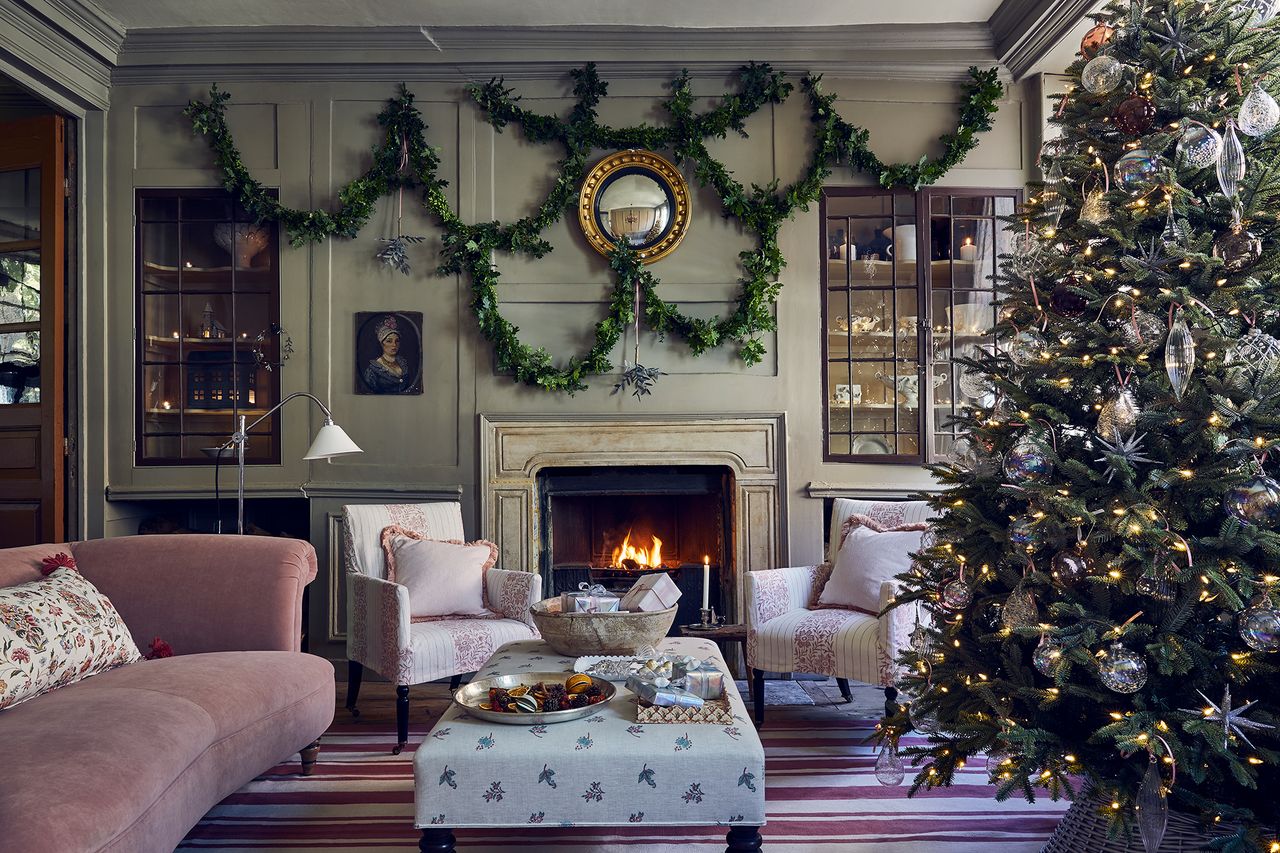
[146,637,174,660]
[40,553,77,576]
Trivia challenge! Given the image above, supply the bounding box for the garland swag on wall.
[185,64,1004,394]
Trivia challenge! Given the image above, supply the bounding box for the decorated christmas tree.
[882,2,1280,850]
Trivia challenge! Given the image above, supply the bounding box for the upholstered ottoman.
[413,637,765,851]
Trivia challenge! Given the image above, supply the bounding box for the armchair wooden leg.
[393,685,410,755]
[300,738,321,776]
[345,660,363,718]
[836,677,853,703]
[449,674,462,691]
[726,825,763,852]
[752,669,764,725]
[419,828,456,853]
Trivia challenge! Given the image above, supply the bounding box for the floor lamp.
[216,392,362,534]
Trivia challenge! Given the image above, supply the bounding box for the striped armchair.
[744,498,932,723]
[343,502,541,753]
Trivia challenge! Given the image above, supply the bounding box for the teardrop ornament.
[1217,122,1246,199]
[1239,83,1280,137]
[1136,754,1169,853]
[1165,311,1196,400]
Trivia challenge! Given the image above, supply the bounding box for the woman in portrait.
[362,314,413,394]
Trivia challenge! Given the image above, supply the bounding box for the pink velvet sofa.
[0,535,336,853]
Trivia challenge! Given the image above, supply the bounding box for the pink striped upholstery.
[343,503,541,688]
[746,499,932,687]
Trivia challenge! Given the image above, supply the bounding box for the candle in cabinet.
[702,555,710,611]
[958,238,978,261]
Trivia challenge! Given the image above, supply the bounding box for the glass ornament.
[1050,280,1089,317]
[1113,95,1157,136]
[1081,54,1124,95]
[940,577,973,611]
[908,699,940,734]
[1238,83,1280,137]
[1118,309,1165,354]
[1224,475,1280,527]
[1080,23,1115,58]
[1009,516,1041,548]
[875,743,906,786]
[1051,544,1094,585]
[1098,641,1148,693]
[1078,187,1111,225]
[1230,327,1280,376]
[1042,162,1066,226]
[1004,434,1054,483]
[909,617,931,655]
[1217,122,1246,198]
[1033,634,1064,676]
[1160,206,1189,248]
[985,747,1015,781]
[1008,330,1045,367]
[1136,753,1170,853]
[1009,231,1042,276]
[1238,596,1280,652]
[1244,0,1280,25]
[1097,388,1140,440]
[1214,226,1263,271]
[1177,123,1221,169]
[1136,565,1177,603]
[1002,583,1040,629]
[958,367,990,401]
[979,599,1004,631]
[1116,149,1160,192]
[1164,311,1196,400]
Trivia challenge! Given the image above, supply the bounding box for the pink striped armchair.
[744,498,932,723]
[343,502,541,753]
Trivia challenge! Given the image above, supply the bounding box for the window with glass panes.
[821,187,1020,464]
[135,189,282,465]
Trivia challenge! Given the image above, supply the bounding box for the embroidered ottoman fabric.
[413,638,765,833]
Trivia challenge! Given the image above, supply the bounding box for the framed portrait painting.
[354,311,423,395]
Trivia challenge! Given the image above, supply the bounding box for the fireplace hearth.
[539,465,732,629]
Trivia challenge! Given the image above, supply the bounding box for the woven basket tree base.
[1041,794,1235,853]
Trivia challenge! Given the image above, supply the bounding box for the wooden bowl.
[529,598,677,656]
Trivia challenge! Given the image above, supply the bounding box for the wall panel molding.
[0,0,121,111]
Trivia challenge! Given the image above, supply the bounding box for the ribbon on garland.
[184,64,1003,394]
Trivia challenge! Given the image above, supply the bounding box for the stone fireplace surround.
[479,414,787,623]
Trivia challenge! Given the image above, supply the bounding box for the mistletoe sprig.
[184,64,1003,393]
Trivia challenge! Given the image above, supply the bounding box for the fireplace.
[539,465,732,630]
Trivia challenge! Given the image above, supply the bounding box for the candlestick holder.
[697,607,720,629]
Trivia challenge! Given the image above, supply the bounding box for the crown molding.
[113,23,1004,84]
[0,0,116,110]
[989,0,1097,80]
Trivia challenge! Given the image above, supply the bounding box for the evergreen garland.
[185,64,1003,393]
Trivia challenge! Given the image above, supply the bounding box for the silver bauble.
[1033,634,1065,676]
[1051,544,1094,585]
[1081,54,1124,95]
[1164,311,1196,400]
[1118,310,1165,353]
[1239,83,1280,137]
[1214,226,1263,271]
[1009,516,1041,548]
[1136,566,1177,603]
[958,368,991,401]
[1238,595,1280,652]
[875,744,906,786]
[1008,330,1044,367]
[1003,434,1054,483]
[1098,641,1148,693]
[1097,388,1140,440]
[940,577,973,611]
[1230,327,1280,376]
[1224,475,1280,527]
[1116,149,1160,192]
[1176,124,1222,169]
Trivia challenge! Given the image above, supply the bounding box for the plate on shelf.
[850,436,891,455]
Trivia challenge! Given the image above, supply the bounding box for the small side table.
[679,622,748,693]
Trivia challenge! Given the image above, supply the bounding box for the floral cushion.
[0,560,142,710]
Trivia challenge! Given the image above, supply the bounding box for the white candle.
[958,238,978,261]
[702,555,710,611]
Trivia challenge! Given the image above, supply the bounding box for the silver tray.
[452,672,616,725]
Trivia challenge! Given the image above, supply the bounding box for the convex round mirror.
[578,150,690,264]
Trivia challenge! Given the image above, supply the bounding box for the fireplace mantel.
[479,414,788,622]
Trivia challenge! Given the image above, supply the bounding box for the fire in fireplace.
[538,465,733,630]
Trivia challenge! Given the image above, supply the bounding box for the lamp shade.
[303,421,362,460]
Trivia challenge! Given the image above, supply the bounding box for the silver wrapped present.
[626,675,704,708]
[681,660,724,700]
[560,582,621,613]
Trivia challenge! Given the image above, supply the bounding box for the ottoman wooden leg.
[300,738,321,776]
[346,660,363,718]
[836,677,853,703]
[394,684,410,755]
[419,828,455,853]
[752,669,765,725]
[726,825,763,852]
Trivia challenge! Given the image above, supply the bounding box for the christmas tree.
[882,2,1280,850]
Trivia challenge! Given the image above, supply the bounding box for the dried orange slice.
[507,684,530,698]
[566,673,592,694]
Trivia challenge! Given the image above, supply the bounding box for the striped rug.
[180,708,1068,852]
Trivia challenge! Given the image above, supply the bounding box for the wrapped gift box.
[619,572,681,612]
[626,675,704,709]
[561,582,621,613]
[681,660,725,700]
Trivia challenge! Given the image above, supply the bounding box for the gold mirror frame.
[578,150,690,264]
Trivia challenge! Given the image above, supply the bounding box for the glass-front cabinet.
[136,189,282,465]
[822,187,1019,464]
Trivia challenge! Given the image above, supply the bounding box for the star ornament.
[1151,14,1193,68]
[1180,686,1275,749]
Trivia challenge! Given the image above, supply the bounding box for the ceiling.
[88,0,1006,30]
